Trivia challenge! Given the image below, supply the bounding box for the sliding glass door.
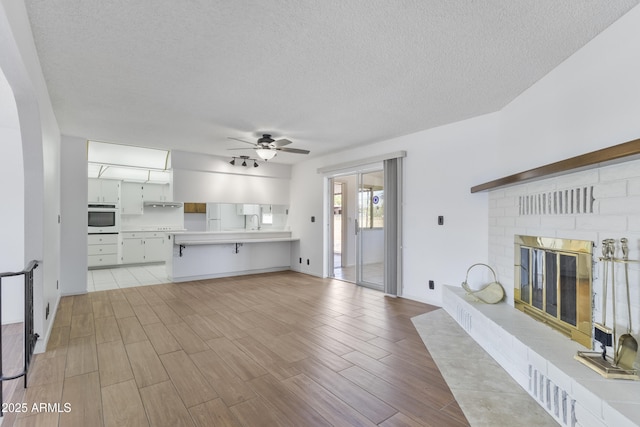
[327,155,402,296]
[356,170,384,290]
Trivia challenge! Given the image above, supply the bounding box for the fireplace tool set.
[575,238,639,380]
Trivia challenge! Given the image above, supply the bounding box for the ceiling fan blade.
[273,138,292,147]
[227,148,253,151]
[227,137,257,147]
[277,147,310,155]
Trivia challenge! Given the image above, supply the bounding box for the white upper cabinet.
[121,182,144,214]
[143,183,171,202]
[121,182,173,214]
[88,178,120,204]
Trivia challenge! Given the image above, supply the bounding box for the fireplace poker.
[594,239,613,360]
[609,239,618,365]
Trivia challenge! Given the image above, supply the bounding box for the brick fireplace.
[476,156,640,426]
[488,157,640,341]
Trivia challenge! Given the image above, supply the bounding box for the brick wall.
[488,158,640,337]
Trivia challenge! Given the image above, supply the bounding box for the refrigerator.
[206,203,221,231]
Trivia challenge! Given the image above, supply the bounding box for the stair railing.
[0,260,39,416]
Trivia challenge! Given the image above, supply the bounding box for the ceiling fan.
[228,134,310,160]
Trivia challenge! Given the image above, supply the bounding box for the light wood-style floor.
[4,271,469,427]
[2,322,24,413]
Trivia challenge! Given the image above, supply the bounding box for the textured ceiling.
[25,0,639,164]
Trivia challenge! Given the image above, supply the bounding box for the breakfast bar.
[166,230,298,282]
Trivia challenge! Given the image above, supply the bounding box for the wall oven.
[88,204,120,234]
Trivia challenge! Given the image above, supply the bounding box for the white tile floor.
[87,264,170,292]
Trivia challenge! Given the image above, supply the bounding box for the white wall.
[0,0,62,352]
[289,113,502,305]
[498,5,640,173]
[172,150,291,205]
[60,135,88,295]
[0,67,25,324]
[290,4,640,309]
[487,5,640,336]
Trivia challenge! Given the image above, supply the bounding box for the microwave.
[88,204,120,234]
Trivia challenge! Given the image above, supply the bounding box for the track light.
[230,155,258,167]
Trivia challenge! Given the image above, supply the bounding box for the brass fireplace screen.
[514,235,593,348]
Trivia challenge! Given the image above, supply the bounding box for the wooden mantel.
[471,138,640,193]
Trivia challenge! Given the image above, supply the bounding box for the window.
[359,186,384,228]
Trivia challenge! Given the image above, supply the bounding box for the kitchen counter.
[169,230,296,245]
[166,230,297,282]
[121,226,187,232]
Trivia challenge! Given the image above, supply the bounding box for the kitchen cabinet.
[143,183,171,202]
[121,183,144,214]
[88,233,118,267]
[184,203,206,213]
[144,232,166,262]
[121,183,173,214]
[88,179,120,204]
[120,232,145,264]
[120,231,166,264]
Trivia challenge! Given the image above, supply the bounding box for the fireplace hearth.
[514,235,593,348]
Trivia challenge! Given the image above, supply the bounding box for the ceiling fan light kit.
[227,133,310,161]
[256,148,277,160]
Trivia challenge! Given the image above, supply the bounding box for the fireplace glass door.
[514,235,592,347]
[559,255,577,326]
[519,248,578,326]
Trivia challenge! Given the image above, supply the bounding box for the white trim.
[317,151,407,175]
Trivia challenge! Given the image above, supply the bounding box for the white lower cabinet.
[120,231,166,264]
[88,234,119,267]
[144,233,166,262]
[121,233,145,264]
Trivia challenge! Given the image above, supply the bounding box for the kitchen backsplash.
[120,205,184,230]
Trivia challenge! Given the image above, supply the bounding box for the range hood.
[143,201,183,208]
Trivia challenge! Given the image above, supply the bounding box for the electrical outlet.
[429,280,435,289]
[46,303,50,319]
[307,259,310,265]
[437,216,444,225]
[299,257,302,264]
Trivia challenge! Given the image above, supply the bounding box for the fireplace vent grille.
[518,186,594,215]
[529,365,577,426]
